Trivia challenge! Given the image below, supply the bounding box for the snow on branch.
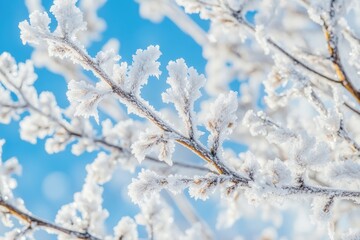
[1,0,360,238]
[162,58,205,138]
[67,80,112,123]
[19,0,237,176]
[202,91,238,155]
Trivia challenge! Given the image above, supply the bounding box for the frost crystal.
[136,0,169,23]
[50,0,86,40]
[19,11,51,45]
[329,160,360,183]
[113,217,138,240]
[125,45,161,96]
[162,58,205,137]
[128,169,165,204]
[203,91,238,153]
[131,128,175,165]
[67,80,111,123]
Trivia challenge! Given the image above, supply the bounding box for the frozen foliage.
[112,216,138,240]
[126,45,162,96]
[136,0,169,23]
[0,140,22,205]
[202,91,238,154]
[162,58,205,138]
[132,128,176,165]
[67,80,112,123]
[1,0,360,239]
[50,0,87,40]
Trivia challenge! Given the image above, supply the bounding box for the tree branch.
[192,0,360,109]
[0,197,101,240]
[0,67,216,175]
[42,35,235,176]
[229,9,341,84]
[320,0,360,104]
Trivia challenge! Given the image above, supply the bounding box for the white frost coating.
[19,0,90,71]
[0,140,24,221]
[86,152,116,184]
[162,58,205,137]
[292,133,331,168]
[128,170,192,204]
[128,169,164,204]
[176,0,203,14]
[307,8,323,25]
[25,0,43,13]
[102,118,143,150]
[135,197,178,240]
[239,151,260,180]
[255,25,270,55]
[67,80,112,123]
[113,216,138,240]
[180,222,208,240]
[112,62,128,86]
[0,139,4,159]
[329,160,360,183]
[56,175,109,238]
[188,176,218,201]
[20,92,61,144]
[95,49,120,76]
[6,0,360,238]
[242,110,298,145]
[63,117,98,156]
[311,197,333,226]
[343,30,360,75]
[19,11,51,45]
[131,128,175,165]
[136,0,169,23]
[341,229,360,240]
[265,158,292,186]
[202,91,238,153]
[0,53,37,92]
[45,128,72,154]
[125,45,161,96]
[79,0,106,44]
[0,85,18,124]
[243,110,331,168]
[50,0,87,40]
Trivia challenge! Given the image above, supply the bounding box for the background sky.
[0,1,294,239]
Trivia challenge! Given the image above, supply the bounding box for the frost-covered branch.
[0,198,101,240]
[230,9,340,84]
[18,3,236,175]
[318,0,360,103]
[128,168,360,205]
[0,52,211,175]
[2,0,360,238]
[180,0,360,110]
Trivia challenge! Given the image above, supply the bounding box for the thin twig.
[320,0,360,104]
[0,197,100,240]
[228,8,340,84]
[191,1,360,115]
